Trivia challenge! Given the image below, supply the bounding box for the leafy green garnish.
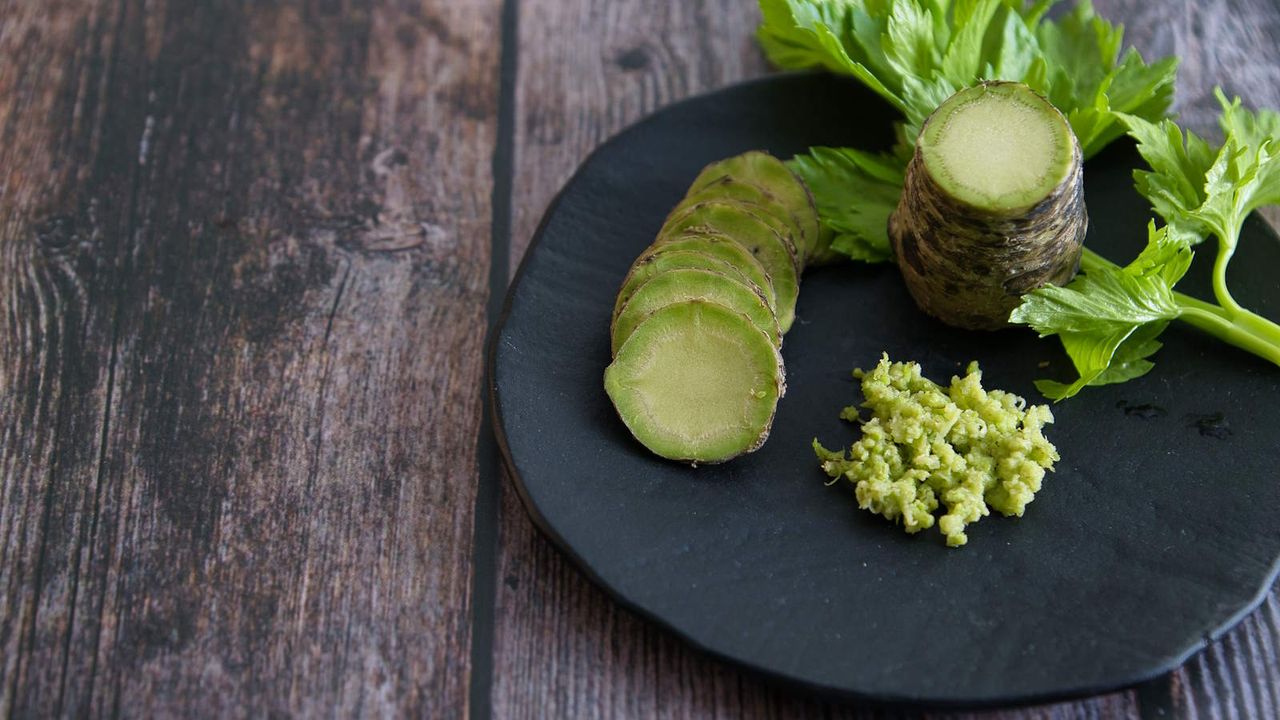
[1011,93,1280,399]
[761,0,1178,262]
[759,1,1280,399]
[1010,223,1181,397]
[787,147,901,262]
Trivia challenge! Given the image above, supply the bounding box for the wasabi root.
[606,301,785,464]
[611,267,780,354]
[604,150,821,463]
[890,82,1087,330]
[646,232,778,310]
[689,150,824,264]
[661,199,802,332]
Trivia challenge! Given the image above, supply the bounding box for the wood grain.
[494,1,1280,718]
[5,0,1280,716]
[0,0,499,716]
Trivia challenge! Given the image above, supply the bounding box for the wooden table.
[4,1,1280,717]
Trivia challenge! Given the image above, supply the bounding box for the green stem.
[1079,246,1110,273]
[1080,246,1280,367]
[1173,290,1228,318]
[1212,241,1244,315]
[1178,305,1280,367]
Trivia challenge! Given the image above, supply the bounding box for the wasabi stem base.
[890,82,1087,330]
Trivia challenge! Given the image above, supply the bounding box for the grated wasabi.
[814,355,1059,547]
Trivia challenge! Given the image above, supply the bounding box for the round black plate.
[489,73,1280,707]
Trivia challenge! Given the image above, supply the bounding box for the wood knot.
[615,46,651,71]
[32,214,79,258]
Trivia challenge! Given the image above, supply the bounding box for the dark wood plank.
[0,0,499,716]
[495,0,1280,717]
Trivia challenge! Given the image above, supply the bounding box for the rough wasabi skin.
[610,267,780,355]
[660,200,801,332]
[688,150,824,264]
[814,355,1059,547]
[889,82,1087,331]
[605,300,785,464]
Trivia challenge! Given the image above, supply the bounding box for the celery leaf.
[787,147,902,263]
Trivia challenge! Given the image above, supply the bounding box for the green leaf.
[1033,322,1166,400]
[758,0,1178,266]
[1190,92,1280,244]
[1094,52,1178,147]
[1217,88,1280,157]
[758,0,1174,158]
[757,0,910,112]
[1089,321,1167,385]
[1026,98,1280,400]
[1034,1,1111,110]
[1009,263,1179,334]
[985,7,1039,81]
[938,0,1002,84]
[1122,93,1280,248]
[788,147,902,263]
[1125,222,1195,287]
[884,0,940,82]
[1011,260,1180,400]
[1032,327,1130,399]
[1118,112,1218,238]
[1017,0,1057,28]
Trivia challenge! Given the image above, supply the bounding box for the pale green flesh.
[644,232,777,309]
[660,201,800,332]
[611,268,780,354]
[918,83,1073,213]
[689,151,821,262]
[604,301,782,464]
[612,249,773,325]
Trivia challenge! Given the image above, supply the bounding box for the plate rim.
[486,71,1280,710]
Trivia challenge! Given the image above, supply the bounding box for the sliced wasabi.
[644,232,777,310]
[689,151,821,263]
[660,200,800,332]
[665,192,793,270]
[611,268,780,354]
[681,176,808,256]
[603,150,828,464]
[613,249,773,327]
[605,300,784,464]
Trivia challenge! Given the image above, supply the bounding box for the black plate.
[489,73,1280,707]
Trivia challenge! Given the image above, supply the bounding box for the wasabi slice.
[611,268,780,354]
[644,232,777,310]
[660,192,798,267]
[660,200,801,332]
[613,249,773,326]
[605,300,785,464]
[680,176,808,258]
[689,151,822,263]
[890,82,1086,330]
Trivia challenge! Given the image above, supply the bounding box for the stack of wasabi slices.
[604,151,827,464]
